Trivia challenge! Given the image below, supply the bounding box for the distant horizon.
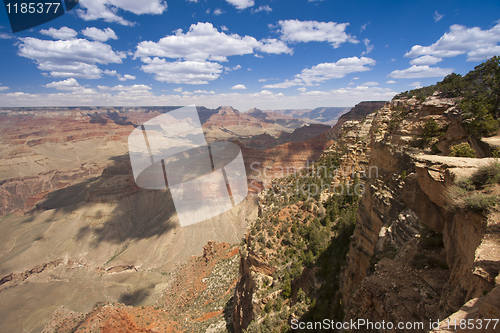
[0,104,362,112]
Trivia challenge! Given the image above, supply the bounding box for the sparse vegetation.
[449,142,476,158]
[446,161,500,212]
[396,56,500,138]
[243,149,359,332]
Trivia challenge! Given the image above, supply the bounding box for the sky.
[0,0,499,111]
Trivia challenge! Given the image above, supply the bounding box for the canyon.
[3,94,498,333]
[0,104,351,333]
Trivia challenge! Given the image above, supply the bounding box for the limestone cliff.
[339,96,500,331]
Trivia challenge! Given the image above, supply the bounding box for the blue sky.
[0,0,499,110]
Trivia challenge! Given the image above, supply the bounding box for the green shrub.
[462,193,498,211]
[396,57,500,138]
[471,161,500,186]
[449,143,476,158]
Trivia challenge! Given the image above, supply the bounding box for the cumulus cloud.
[135,22,291,62]
[405,22,500,61]
[264,57,376,88]
[81,27,118,42]
[103,69,136,81]
[0,86,397,111]
[257,38,293,54]
[213,9,224,15]
[231,84,247,90]
[140,58,223,84]
[433,11,444,22]
[18,37,126,79]
[388,65,453,79]
[409,55,442,65]
[278,20,358,48]
[40,27,78,40]
[409,82,422,89]
[251,5,272,13]
[97,84,151,91]
[225,0,254,10]
[224,64,241,72]
[77,0,167,25]
[44,78,82,90]
[134,22,291,61]
[0,86,9,91]
[134,23,291,84]
[194,90,215,94]
[386,80,396,84]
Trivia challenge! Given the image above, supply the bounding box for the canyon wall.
[339,97,500,331]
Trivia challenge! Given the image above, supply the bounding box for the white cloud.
[103,69,136,81]
[433,11,444,22]
[409,82,422,89]
[0,86,9,91]
[225,64,241,72]
[140,58,223,84]
[257,38,293,54]
[194,90,215,94]
[360,22,369,32]
[231,84,247,90]
[18,37,126,79]
[0,85,396,111]
[97,84,151,91]
[44,78,82,91]
[77,0,167,25]
[278,20,358,48]
[405,22,500,61]
[81,27,118,42]
[361,38,373,55]
[40,27,78,40]
[409,55,442,65]
[386,80,396,84]
[225,0,254,10]
[362,81,378,86]
[297,87,307,92]
[265,57,375,88]
[135,22,291,62]
[254,54,264,58]
[251,5,272,13]
[174,87,183,92]
[221,25,229,31]
[213,8,224,15]
[0,32,14,39]
[389,65,453,79]
[258,78,267,82]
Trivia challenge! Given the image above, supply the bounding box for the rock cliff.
[339,96,500,331]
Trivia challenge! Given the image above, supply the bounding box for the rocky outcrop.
[339,96,500,330]
[331,101,386,138]
[341,96,500,329]
[233,234,277,333]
